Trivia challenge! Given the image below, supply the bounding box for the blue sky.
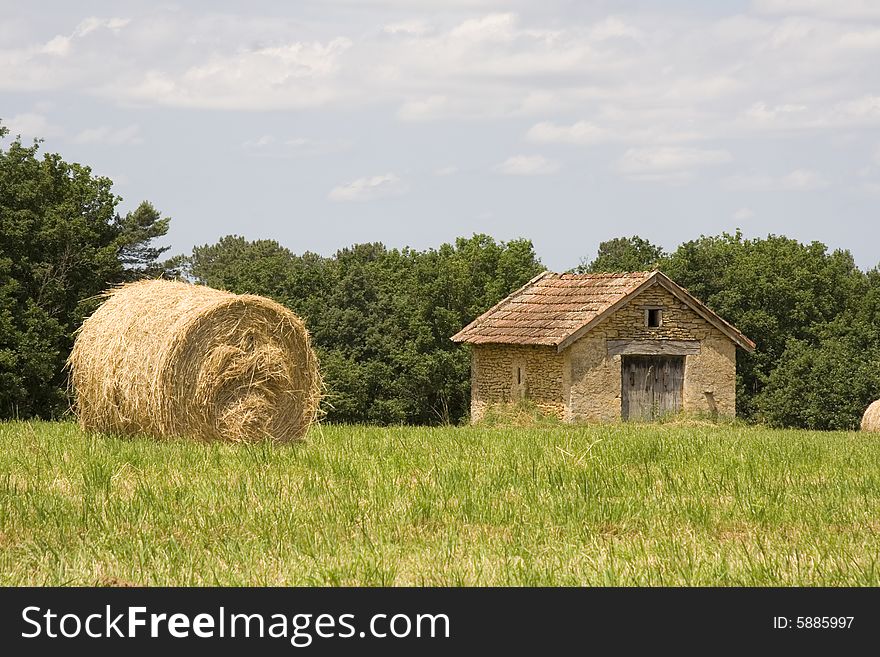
[2,0,879,270]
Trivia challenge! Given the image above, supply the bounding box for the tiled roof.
[451,270,755,352]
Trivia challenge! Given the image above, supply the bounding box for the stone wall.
[470,344,565,422]
[566,283,737,421]
[564,332,621,422]
[683,334,736,415]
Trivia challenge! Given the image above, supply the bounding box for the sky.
[2,0,879,271]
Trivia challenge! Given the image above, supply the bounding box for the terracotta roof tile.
[451,271,653,346]
[450,270,756,352]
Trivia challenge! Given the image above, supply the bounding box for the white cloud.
[383,20,431,37]
[783,168,828,189]
[733,207,755,220]
[242,135,350,156]
[615,147,732,182]
[752,0,880,19]
[5,112,62,138]
[839,28,880,49]
[37,19,129,58]
[837,95,880,121]
[739,95,880,134]
[494,154,560,175]
[2,6,880,154]
[589,17,642,41]
[73,17,130,38]
[72,124,142,145]
[121,37,353,110]
[525,117,705,146]
[243,135,275,149]
[526,120,608,145]
[40,36,71,57]
[745,102,808,124]
[0,15,131,91]
[328,172,406,201]
[723,168,829,191]
[449,13,517,42]
[435,165,458,176]
[397,95,452,121]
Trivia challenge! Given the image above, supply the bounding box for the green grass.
[2,420,880,585]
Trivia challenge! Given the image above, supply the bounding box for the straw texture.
[862,400,880,433]
[69,280,321,442]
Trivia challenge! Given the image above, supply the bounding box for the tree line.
[3,127,879,429]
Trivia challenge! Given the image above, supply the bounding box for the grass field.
[2,420,880,586]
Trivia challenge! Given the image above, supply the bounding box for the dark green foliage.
[184,234,544,425]
[0,124,170,418]
[758,271,880,430]
[758,335,880,431]
[577,235,666,273]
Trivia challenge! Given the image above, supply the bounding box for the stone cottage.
[451,270,755,422]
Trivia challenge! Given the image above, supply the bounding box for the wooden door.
[621,355,684,421]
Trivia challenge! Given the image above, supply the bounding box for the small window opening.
[517,367,522,385]
[647,308,662,328]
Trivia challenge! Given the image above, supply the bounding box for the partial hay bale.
[862,400,880,433]
[69,279,322,442]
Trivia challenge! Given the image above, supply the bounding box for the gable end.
[555,272,755,353]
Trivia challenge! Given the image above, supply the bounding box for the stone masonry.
[470,283,737,423]
[470,344,566,422]
[565,285,736,422]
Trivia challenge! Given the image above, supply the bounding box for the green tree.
[758,269,880,430]
[759,335,880,430]
[0,124,171,418]
[577,236,666,273]
[114,201,171,279]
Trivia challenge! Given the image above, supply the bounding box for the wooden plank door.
[621,355,684,421]
[655,356,684,417]
[621,355,655,421]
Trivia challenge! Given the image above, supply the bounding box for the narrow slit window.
[647,308,662,328]
[517,367,522,384]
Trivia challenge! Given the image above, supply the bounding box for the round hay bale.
[862,399,880,433]
[69,279,322,442]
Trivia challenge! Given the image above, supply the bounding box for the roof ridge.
[557,270,656,277]
[451,269,754,352]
